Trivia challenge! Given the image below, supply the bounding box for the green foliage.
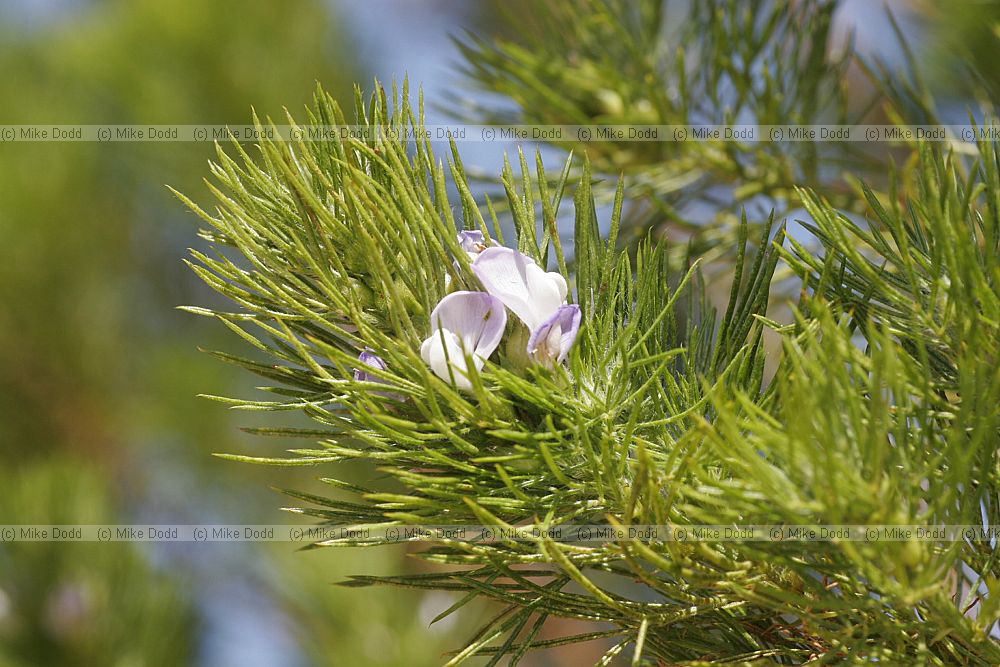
[671,304,1000,663]
[454,0,884,263]
[785,137,1000,390]
[181,2,1000,663]
[185,80,1000,663]
[455,0,998,290]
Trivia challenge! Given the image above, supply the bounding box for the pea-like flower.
[353,348,402,401]
[527,304,581,365]
[446,230,492,289]
[472,247,581,365]
[420,291,507,391]
[354,348,388,383]
[457,229,489,255]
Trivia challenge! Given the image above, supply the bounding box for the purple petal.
[429,291,507,358]
[457,230,487,253]
[354,348,388,382]
[527,304,581,365]
[472,247,566,331]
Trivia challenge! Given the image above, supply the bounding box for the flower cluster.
[420,231,581,390]
[353,231,581,393]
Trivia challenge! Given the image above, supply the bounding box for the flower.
[446,230,492,289]
[354,349,404,402]
[472,246,580,365]
[457,229,488,255]
[527,304,582,365]
[420,291,507,390]
[354,348,388,383]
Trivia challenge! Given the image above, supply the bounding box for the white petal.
[472,247,566,331]
[429,291,507,358]
[421,328,482,391]
[548,271,568,301]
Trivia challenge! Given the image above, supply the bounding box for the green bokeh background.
[0,0,994,665]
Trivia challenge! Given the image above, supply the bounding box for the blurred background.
[0,1,995,665]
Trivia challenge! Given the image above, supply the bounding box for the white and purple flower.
[419,241,580,390]
[472,247,581,366]
[457,229,489,256]
[420,291,507,391]
[354,348,403,400]
[445,230,492,289]
[527,304,582,365]
[354,348,388,383]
